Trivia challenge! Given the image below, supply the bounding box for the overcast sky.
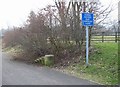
[0,0,119,29]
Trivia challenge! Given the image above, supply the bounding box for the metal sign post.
[82,13,94,66]
[86,26,89,65]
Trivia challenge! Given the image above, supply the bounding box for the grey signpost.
[82,13,94,66]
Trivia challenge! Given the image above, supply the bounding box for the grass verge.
[3,45,23,57]
[63,42,118,85]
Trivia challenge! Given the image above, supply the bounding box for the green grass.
[65,42,118,85]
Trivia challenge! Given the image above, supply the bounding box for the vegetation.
[64,42,118,85]
[3,1,112,60]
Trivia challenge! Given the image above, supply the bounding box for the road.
[2,52,98,85]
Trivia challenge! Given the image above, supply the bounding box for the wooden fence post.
[102,32,104,42]
[115,32,117,43]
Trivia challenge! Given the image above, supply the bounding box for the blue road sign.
[82,13,94,26]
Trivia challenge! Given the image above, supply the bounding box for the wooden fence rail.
[91,32,120,42]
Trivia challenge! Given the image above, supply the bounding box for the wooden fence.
[91,32,120,42]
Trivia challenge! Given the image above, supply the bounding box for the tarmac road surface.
[2,52,98,85]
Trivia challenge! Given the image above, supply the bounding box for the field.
[64,42,118,85]
[92,36,116,39]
